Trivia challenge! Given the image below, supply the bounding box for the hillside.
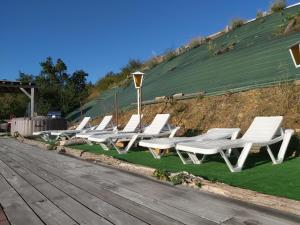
[67,4,300,122]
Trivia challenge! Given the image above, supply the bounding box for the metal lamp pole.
[132,71,144,132]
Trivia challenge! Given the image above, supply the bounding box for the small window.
[289,43,300,68]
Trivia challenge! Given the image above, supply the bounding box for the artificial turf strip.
[71,144,300,201]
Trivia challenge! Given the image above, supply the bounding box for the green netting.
[67,6,300,122]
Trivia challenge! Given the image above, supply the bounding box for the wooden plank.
[0,175,44,225]
[0,141,280,224]
[2,142,233,223]
[1,154,147,225]
[0,156,112,225]
[0,205,10,225]
[0,159,79,225]
[2,152,186,225]
[5,152,214,225]
[1,139,300,225]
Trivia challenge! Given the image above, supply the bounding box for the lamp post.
[132,71,144,131]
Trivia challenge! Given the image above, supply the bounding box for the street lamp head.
[132,71,144,89]
[289,42,300,68]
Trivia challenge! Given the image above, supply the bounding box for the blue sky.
[1,0,299,83]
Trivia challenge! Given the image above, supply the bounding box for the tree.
[0,57,91,119]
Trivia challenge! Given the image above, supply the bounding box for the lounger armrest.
[169,126,180,138]
[284,129,295,135]
[231,128,241,140]
[265,129,294,145]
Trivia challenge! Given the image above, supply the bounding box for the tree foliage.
[92,59,142,95]
[0,57,91,119]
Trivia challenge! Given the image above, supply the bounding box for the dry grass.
[88,84,300,136]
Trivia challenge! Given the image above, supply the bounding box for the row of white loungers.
[33,115,114,141]
[88,114,180,154]
[34,114,294,172]
[76,114,142,139]
[141,116,294,172]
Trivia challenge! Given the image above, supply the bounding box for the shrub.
[153,169,170,181]
[144,56,161,70]
[270,0,286,13]
[207,40,217,55]
[230,18,245,30]
[273,24,285,37]
[213,42,237,56]
[195,181,202,188]
[188,38,202,49]
[256,10,264,19]
[174,102,186,114]
[163,49,177,62]
[170,173,186,185]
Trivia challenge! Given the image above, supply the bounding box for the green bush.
[195,181,202,188]
[153,169,170,181]
[270,0,286,13]
[230,18,245,30]
[170,173,185,185]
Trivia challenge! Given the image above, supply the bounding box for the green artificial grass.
[71,143,300,201]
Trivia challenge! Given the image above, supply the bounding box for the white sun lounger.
[32,116,92,141]
[51,115,113,140]
[88,114,180,154]
[139,128,240,159]
[75,115,116,139]
[176,116,294,172]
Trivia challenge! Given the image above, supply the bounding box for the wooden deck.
[0,138,299,225]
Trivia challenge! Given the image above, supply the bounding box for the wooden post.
[114,92,118,128]
[30,88,34,118]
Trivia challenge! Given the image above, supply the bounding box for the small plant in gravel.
[153,169,170,181]
[46,143,57,150]
[170,173,186,185]
[195,181,202,188]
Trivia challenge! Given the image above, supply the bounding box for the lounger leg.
[99,143,110,151]
[276,129,294,164]
[220,143,252,172]
[149,148,166,159]
[187,153,206,164]
[122,135,139,153]
[86,140,93,146]
[41,134,50,142]
[234,143,253,172]
[176,150,192,164]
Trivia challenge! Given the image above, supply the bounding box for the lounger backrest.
[96,115,113,131]
[122,114,143,132]
[76,117,91,130]
[242,116,283,142]
[204,128,240,140]
[143,114,170,135]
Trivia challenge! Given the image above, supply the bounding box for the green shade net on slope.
[67,5,300,122]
